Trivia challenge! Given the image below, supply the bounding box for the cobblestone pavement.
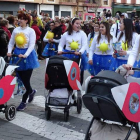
[0,60,92,140]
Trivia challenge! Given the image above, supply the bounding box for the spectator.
[31,20,43,60]
[0,19,11,39]
[106,10,112,18]
[131,9,136,20]
[14,16,19,27]
[30,14,43,29]
[135,16,140,34]
[38,11,44,20]
[100,9,107,18]
[7,15,16,34]
[0,25,9,57]
[61,19,66,34]
[53,20,62,39]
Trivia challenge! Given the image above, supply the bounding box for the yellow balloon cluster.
[46,31,54,39]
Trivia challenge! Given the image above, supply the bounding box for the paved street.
[0,60,92,140]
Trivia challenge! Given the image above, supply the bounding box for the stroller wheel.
[5,105,16,121]
[45,108,51,120]
[77,96,82,114]
[64,111,69,122]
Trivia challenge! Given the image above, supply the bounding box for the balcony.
[59,0,77,5]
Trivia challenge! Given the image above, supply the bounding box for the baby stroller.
[0,55,22,121]
[83,70,140,140]
[44,54,82,122]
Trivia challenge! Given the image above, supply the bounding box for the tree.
[94,0,102,17]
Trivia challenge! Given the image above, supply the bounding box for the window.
[103,0,108,5]
[48,0,54,1]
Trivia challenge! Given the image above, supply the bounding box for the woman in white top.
[7,11,39,111]
[87,22,99,75]
[88,21,113,75]
[58,17,87,84]
[42,21,60,57]
[110,18,138,73]
[124,35,140,73]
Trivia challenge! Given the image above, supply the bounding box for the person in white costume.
[7,11,39,111]
[124,35,140,71]
[58,17,88,85]
[87,22,100,75]
[88,21,113,75]
[110,18,138,77]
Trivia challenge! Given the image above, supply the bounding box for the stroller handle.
[62,52,81,56]
[4,54,23,65]
[132,68,140,71]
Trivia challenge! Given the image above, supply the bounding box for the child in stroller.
[0,55,22,121]
[44,53,82,122]
[83,70,140,140]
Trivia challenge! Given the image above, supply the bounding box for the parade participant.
[87,22,99,75]
[7,10,39,111]
[42,21,60,57]
[123,35,140,69]
[88,21,113,75]
[123,35,140,77]
[110,19,138,74]
[58,17,87,85]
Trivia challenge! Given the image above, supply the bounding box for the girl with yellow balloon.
[7,11,39,111]
[58,17,88,85]
[88,21,113,75]
[109,19,138,77]
[42,21,61,57]
[87,22,100,75]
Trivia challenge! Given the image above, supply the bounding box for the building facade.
[0,0,112,20]
[112,0,140,16]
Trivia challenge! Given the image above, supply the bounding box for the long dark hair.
[67,18,79,35]
[118,19,134,46]
[89,24,94,39]
[97,22,112,43]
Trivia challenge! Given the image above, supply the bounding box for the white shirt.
[87,32,99,53]
[8,27,36,57]
[58,30,87,54]
[113,31,138,60]
[43,31,60,43]
[110,23,120,38]
[127,35,140,66]
[89,34,113,60]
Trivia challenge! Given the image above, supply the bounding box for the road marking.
[10,112,85,140]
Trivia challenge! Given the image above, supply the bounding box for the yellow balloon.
[46,31,54,39]
[121,42,128,51]
[99,43,108,52]
[70,42,79,50]
[15,36,24,45]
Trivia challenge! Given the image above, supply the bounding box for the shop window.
[0,11,13,18]
[55,11,59,16]
[103,0,108,5]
